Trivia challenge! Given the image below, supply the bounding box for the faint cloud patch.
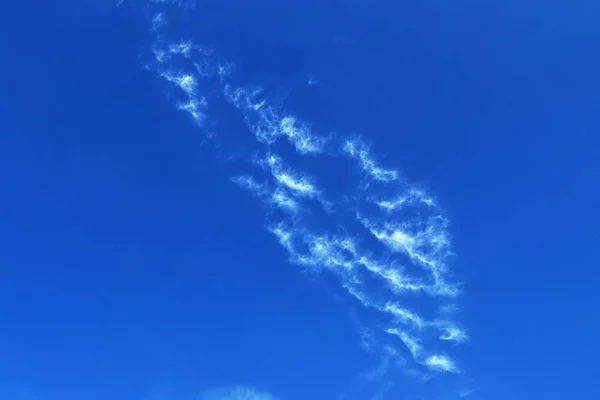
[200,386,278,400]
[459,388,477,398]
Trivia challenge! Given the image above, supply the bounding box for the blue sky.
[1,1,599,399]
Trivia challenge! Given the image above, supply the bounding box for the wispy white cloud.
[374,188,436,212]
[224,87,325,154]
[155,66,209,125]
[232,176,299,213]
[263,219,468,379]
[359,217,450,269]
[142,2,470,390]
[343,281,374,308]
[270,227,434,297]
[265,225,436,325]
[386,328,422,359]
[383,303,423,329]
[343,140,399,182]
[424,354,460,373]
[270,223,296,255]
[152,46,169,64]
[168,41,196,58]
[263,154,320,198]
[280,116,326,154]
[271,189,299,212]
[178,97,206,123]
[268,225,357,273]
[354,253,430,295]
[275,173,317,196]
[160,71,197,95]
[231,175,266,194]
[358,215,458,297]
[435,323,469,344]
[386,326,464,374]
[152,38,212,66]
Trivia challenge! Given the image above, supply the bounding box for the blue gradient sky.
[1,1,599,400]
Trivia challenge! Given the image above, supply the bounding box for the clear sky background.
[1,1,599,400]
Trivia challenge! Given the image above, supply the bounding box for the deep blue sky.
[1,1,599,400]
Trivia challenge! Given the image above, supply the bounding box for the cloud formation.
[141,0,470,394]
[225,87,326,154]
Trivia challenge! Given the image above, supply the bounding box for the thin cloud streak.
[386,328,422,359]
[232,176,299,214]
[375,188,436,211]
[343,140,399,182]
[263,154,320,198]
